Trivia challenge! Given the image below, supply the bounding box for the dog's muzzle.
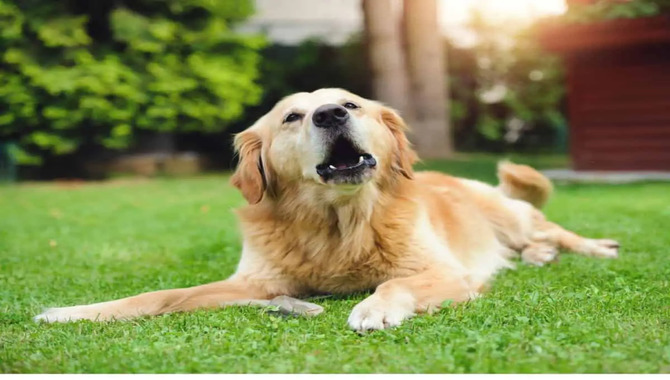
[312,103,376,185]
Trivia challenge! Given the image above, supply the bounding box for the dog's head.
[231,88,417,204]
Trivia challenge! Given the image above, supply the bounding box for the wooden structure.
[541,10,670,171]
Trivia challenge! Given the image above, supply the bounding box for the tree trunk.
[362,0,411,118]
[403,0,453,158]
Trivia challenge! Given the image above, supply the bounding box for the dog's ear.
[381,107,418,179]
[231,130,267,204]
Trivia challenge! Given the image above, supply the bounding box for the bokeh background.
[1,0,669,181]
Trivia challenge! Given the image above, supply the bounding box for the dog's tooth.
[359,156,364,163]
[329,165,336,170]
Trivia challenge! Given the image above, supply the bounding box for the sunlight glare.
[440,0,567,25]
[439,0,567,46]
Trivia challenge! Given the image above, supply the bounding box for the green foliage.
[563,0,670,23]
[251,37,371,113]
[0,0,264,165]
[448,14,566,152]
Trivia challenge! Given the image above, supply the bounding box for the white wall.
[237,0,364,45]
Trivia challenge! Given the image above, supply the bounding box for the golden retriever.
[35,88,619,331]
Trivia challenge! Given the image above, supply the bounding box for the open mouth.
[316,136,377,184]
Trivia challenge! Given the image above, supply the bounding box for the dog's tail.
[497,161,553,209]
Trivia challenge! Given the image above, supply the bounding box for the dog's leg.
[347,267,475,331]
[35,278,282,323]
[535,221,620,259]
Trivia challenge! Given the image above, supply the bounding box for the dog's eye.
[283,113,303,123]
[343,102,359,110]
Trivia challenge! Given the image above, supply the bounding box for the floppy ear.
[381,107,418,179]
[230,130,266,204]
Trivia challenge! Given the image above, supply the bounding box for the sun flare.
[439,0,567,46]
[440,0,567,24]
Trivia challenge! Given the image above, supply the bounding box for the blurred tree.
[0,0,264,166]
[362,0,452,159]
[403,0,453,158]
[361,0,411,118]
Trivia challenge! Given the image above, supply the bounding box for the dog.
[35,88,619,331]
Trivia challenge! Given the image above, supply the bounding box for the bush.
[448,14,566,153]
[0,0,264,166]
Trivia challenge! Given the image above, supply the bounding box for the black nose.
[312,104,349,128]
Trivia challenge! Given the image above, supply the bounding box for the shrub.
[0,0,264,165]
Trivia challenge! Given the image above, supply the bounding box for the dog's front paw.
[347,294,415,332]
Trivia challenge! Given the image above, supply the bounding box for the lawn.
[1,155,669,373]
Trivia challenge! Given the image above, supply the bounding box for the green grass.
[1,155,670,373]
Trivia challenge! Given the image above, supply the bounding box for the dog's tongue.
[336,163,348,169]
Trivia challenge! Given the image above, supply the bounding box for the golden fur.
[35,89,619,330]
